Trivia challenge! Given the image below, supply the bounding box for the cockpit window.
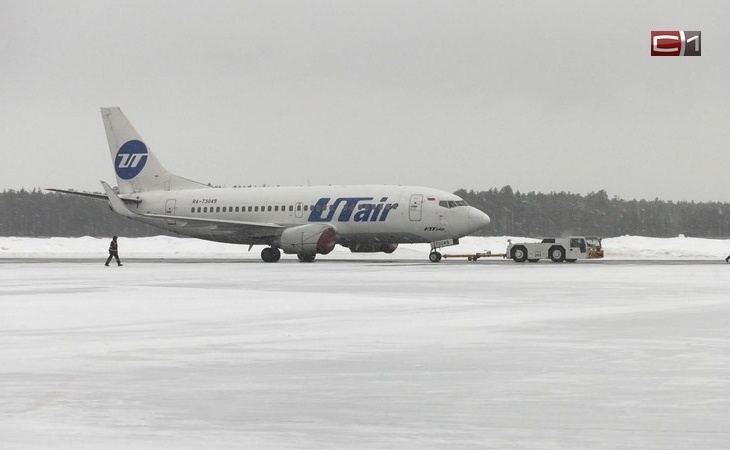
[438,200,469,209]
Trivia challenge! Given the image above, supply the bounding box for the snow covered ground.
[1,234,730,260]
[2,236,730,449]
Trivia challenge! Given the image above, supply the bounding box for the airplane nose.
[468,208,491,230]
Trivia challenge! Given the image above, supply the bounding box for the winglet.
[100,181,138,219]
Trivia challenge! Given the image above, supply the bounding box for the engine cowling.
[348,242,399,253]
[279,223,337,255]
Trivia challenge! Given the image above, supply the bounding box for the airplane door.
[295,202,303,218]
[165,199,176,225]
[409,194,423,221]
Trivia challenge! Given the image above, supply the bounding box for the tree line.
[0,189,171,237]
[2,187,729,238]
[456,187,730,238]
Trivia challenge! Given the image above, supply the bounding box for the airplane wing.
[46,188,142,204]
[100,181,284,233]
[139,211,285,230]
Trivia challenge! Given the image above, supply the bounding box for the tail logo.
[115,140,148,180]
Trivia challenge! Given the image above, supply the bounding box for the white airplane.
[52,107,491,262]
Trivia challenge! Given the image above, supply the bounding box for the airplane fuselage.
[124,184,485,248]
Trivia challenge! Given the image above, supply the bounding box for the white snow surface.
[2,236,730,449]
[1,234,729,260]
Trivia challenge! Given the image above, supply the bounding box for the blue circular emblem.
[115,140,148,180]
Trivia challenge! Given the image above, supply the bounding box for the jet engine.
[279,223,337,255]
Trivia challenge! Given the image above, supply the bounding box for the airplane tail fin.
[101,107,208,194]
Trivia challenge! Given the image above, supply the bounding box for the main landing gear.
[261,246,281,263]
[260,247,316,263]
[296,252,316,262]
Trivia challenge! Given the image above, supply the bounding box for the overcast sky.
[2,0,728,201]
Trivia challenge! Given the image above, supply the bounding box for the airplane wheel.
[261,247,281,263]
[429,251,442,263]
[297,252,316,262]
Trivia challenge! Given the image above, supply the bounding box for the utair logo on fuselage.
[115,140,148,180]
[308,197,399,222]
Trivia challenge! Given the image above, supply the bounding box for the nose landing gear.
[428,238,458,263]
[429,251,442,263]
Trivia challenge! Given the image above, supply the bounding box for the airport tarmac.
[1,257,729,449]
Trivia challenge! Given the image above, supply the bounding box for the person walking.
[105,236,123,266]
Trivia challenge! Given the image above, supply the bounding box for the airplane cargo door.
[165,199,176,225]
[409,194,423,221]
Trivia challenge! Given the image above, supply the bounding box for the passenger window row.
[190,204,319,214]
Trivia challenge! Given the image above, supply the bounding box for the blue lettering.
[353,204,373,222]
[308,198,334,222]
[369,203,383,221]
[379,203,398,221]
[307,196,399,223]
[337,197,371,221]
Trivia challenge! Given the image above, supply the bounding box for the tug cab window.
[570,238,586,252]
[585,237,602,249]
